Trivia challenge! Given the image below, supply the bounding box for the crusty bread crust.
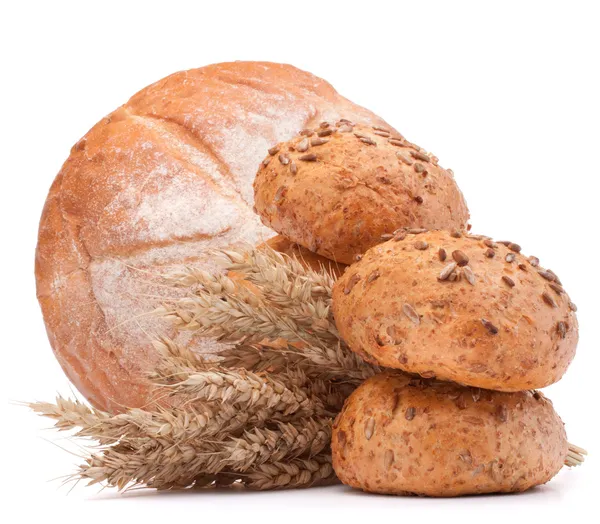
[332,372,568,496]
[253,123,469,264]
[332,230,578,391]
[35,61,390,412]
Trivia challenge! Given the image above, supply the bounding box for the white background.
[1,1,599,522]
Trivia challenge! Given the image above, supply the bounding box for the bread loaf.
[332,372,568,496]
[35,61,391,412]
[253,123,469,264]
[332,230,577,391]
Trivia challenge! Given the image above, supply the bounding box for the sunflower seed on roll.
[332,229,577,391]
[253,124,469,265]
[332,372,571,497]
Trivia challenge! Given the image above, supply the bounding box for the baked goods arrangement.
[332,373,569,496]
[31,61,585,495]
[253,123,469,265]
[35,61,389,412]
[332,230,577,391]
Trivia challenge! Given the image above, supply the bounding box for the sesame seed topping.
[268,146,280,156]
[296,138,309,152]
[569,301,577,312]
[360,137,377,146]
[317,129,333,137]
[502,275,515,288]
[438,248,447,261]
[262,158,271,167]
[373,126,391,133]
[547,270,562,285]
[403,304,420,325]
[344,274,361,295]
[542,292,557,308]
[414,163,426,174]
[452,250,469,267]
[505,253,516,263]
[405,407,416,421]
[274,186,287,203]
[528,256,540,267]
[396,152,414,165]
[299,153,317,162]
[373,130,391,137]
[518,263,527,271]
[384,450,395,468]
[485,248,495,258]
[364,418,375,440]
[278,153,289,165]
[414,240,429,250]
[319,122,330,128]
[290,161,298,176]
[411,151,431,162]
[310,137,329,146]
[481,318,499,335]
[538,270,555,282]
[507,242,521,253]
[439,262,457,281]
[393,230,407,241]
[388,138,406,147]
[408,228,428,234]
[557,321,567,339]
[299,129,314,137]
[414,195,424,204]
[380,233,394,240]
[463,265,476,285]
[484,239,498,249]
[451,230,462,238]
[367,270,380,283]
[549,283,564,295]
[338,124,353,133]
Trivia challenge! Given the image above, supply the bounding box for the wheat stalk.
[156,268,377,381]
[29,396,335,491]
[30,245,585,492]
[158,245,379,381]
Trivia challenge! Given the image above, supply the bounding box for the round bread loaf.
[253,123,469,264]
[35,61,391,412]
[332,230,578,391]
[260,235,347,276]
[332,372,568,497]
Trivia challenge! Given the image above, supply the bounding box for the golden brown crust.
[259,235,347,277]
[35,61,390,412]
[332,372,568,497]
[332,230,577,391]
[253,123,469,264]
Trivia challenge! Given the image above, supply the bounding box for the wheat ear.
[565,443,587,467]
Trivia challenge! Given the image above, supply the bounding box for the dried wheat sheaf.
[29,245,379,491]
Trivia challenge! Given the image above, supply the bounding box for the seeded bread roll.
[332,372,569,497]
[332,230,578,391]
[253,123,469,265]
[36,61,391,412]
[260,235,347,276]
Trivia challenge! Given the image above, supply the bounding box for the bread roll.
[332,230,577,391]
[35,61,391,412]
[260,235,347,277]
[332,372,568,497]
[253,123,469,264]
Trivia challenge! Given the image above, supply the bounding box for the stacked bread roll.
[253,119,581,496]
